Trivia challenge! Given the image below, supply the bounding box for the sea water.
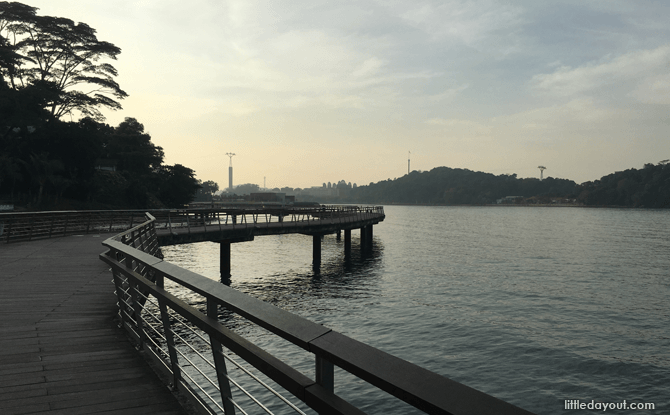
[162,206,670,414]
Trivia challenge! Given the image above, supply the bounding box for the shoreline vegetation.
[325,162,670,209]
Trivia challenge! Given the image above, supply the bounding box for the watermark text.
[565,400,655,411]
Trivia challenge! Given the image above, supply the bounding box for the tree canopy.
[0,4,205,210]
[0,1,126,123]
[575,161,670,208]
[349,167,578,205]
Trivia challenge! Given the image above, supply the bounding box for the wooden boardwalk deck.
[0,234,189,415]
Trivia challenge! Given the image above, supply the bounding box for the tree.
[0,2,127,122]
[194,179,219,201]
[24,152,63,205]
[0,153,22,200]
[103,118,164,174]
[232,183,260,195]
[157,164,200,207]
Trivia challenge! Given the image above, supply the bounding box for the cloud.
[426,98,630,149]
[382,0,523,54]
[631,73,670,105]
[530,45,670,98]
[426,84,469,102]
[352,57,386,78]
[426,118,491,136]
[494,98,627,134]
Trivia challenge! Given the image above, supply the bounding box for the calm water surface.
[162,206,670,414]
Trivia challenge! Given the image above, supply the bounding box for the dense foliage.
[0,3,202,209]
[0,1,126,122]
[575,162,670,208]
[348,167,577,205]
[348,163,670,208]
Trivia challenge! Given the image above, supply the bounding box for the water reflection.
[161,233,385,325]
[229,238,384,311]
[161,207,670,414]
[159,234,389,415]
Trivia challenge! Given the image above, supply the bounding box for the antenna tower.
[538,166,546,181]
[226,153,236,191]
[408,151,411,175]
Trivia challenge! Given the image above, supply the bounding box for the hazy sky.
[25,1,670,188]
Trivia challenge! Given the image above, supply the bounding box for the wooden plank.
[0,235,189,415]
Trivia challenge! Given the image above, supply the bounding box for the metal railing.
[100,213,534,415]
[152,206,385,236]
[0,210,150,243]
[0,206,385,243]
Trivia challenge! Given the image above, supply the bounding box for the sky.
[23,0,670,189]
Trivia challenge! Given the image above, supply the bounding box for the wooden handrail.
[100,213,534,415]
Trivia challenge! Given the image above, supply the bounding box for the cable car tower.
[226,153,236,191]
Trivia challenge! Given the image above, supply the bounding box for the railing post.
[156,274,182,390]
[122,249,147,350]
[207,299,236,415]
[315,354,334,393]
[4,217,11,243]
[112,252,132,331]
[86,212,92,234]
[28,216,34,240]
[48,215,55,238]
[109,211,115,233]
[129,278,147,350]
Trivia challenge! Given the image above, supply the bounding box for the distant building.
[302,186,338,197]
[249,192,286,203]
[497,196,524,204]
[95,159,117,172]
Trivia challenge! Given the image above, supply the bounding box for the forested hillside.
[575,162,670,208]
[349,163,670,208]
[349,167,578,205]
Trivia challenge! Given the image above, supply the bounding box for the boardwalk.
[0,234,189,415]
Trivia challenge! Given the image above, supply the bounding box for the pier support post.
[220,241,231,281]
[344,229,351,253]
[313,234,321,267]
[336,230,341,240]
[360,227,367,250]
[208,300,236,415]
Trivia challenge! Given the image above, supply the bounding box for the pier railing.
[0,210,149,243]
[0,206,384,243]
[100,213,534,415]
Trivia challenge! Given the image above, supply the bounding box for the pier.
[0,207,534,415]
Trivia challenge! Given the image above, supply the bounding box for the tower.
[408,151,411,175]
[538,166,546,181]
[226,153,236,191]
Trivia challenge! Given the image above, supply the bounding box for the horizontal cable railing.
[0,206,385,243]
[100,213,534,415]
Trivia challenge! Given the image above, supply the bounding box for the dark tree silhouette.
[103,117,164,175]
[0,2,127,122]
[157,164,201,207]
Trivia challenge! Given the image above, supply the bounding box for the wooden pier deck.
[0,234,189,415]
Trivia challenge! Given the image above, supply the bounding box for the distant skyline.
[26,1,670,188]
